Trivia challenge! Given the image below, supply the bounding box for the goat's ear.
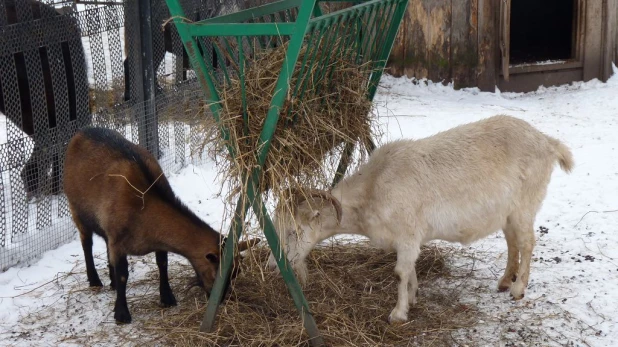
[206,253,219,264]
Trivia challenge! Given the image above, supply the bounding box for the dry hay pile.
[198,35,382,221]
[137,242,479,346]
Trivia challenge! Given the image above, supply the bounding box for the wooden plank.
[451,0,478,88]
[497,68,583,93]
[583,0,603,81]
[601,0,617,81]
[508,61,582,74]
[477,0,497,91]
[498,0,511,81]
[401,0,452,82]
[387,0,407,77]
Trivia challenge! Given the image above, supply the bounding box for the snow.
[511,59,568,68]
[1,61,618,345]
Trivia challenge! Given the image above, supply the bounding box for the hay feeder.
[164,0,409,345]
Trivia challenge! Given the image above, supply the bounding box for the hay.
[197,35,382,226]
[139,242,480,346]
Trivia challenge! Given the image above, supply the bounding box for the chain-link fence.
[0,0,269,271]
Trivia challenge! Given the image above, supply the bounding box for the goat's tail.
[546,135,574,173]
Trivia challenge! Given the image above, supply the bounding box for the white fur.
[267,115,574,323]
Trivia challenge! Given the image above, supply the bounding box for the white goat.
[267,115,574,323]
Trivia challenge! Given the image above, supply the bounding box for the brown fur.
[63,127,258,324]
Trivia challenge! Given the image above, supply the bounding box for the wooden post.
[477,0,497,92]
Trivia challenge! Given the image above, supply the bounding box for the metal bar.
[311,18,342,98]
[236,1,325,343]
[291,22,326,124]
[312,2,323,17]
[367,0,408,101]
[165,0,237,160]
[211,40,232,85]
[163,1,411,345]
[254,0,315,167]
[331,142,355,187]
[246,177,324,347]
[200,0,302,24]
[167,0,324,343]
[309,0,386,23]
[287,26,319,121]
[137,0,159,157]
[356,5,376,63]
[186,22,296,37]
[200,190,250,331]
[238,36,249,136]
[361,3,384,68]
[371,2,399,62]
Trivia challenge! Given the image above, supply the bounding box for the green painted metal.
[162,0,409,344]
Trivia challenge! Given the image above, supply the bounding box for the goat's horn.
[291,188,343,224]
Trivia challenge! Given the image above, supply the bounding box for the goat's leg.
[389,246,420,324]
[498,222,520,292]
[74,216,103,288]
[407,266,418,305]
[111,252,132,324]
[155,251,177,307]
[510,220,536,300]
[106,245,116,290]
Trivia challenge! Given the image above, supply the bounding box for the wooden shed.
[387,0,618,92]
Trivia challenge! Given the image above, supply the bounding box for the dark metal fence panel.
[0,0,266,271]
[0,0,92,270]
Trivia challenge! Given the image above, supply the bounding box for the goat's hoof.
[160,293,177,307]
[498,274,516,292]
[89,279,104,287]
[388,310,408,324]
[509,281,526,300]
[114,310,132,324]
[510,292,525,300]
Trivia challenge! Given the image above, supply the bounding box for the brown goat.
[63,127,259,324]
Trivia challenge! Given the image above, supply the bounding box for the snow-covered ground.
[1,69,618,346]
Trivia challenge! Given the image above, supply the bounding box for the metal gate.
[0,0,257,271]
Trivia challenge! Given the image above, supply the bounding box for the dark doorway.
[509,0,577,65]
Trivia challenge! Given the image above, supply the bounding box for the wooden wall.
[601,0,618,81]
[387,0,480,89]
[386,0,618,92]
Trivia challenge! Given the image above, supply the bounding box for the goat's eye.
[206,253,219,263]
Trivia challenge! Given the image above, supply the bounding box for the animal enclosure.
[0,0,260,271]
[387,0,618,92]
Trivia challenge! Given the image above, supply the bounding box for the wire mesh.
[0,0,255,271]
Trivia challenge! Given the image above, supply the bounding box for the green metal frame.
[163,0,409,345]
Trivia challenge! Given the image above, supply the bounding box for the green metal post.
[331,141,355,187]
[163,0,409,345]
[166,0,324,343]
[246,175,325,346]
[367,0,408,101]
[200,191,250,331]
